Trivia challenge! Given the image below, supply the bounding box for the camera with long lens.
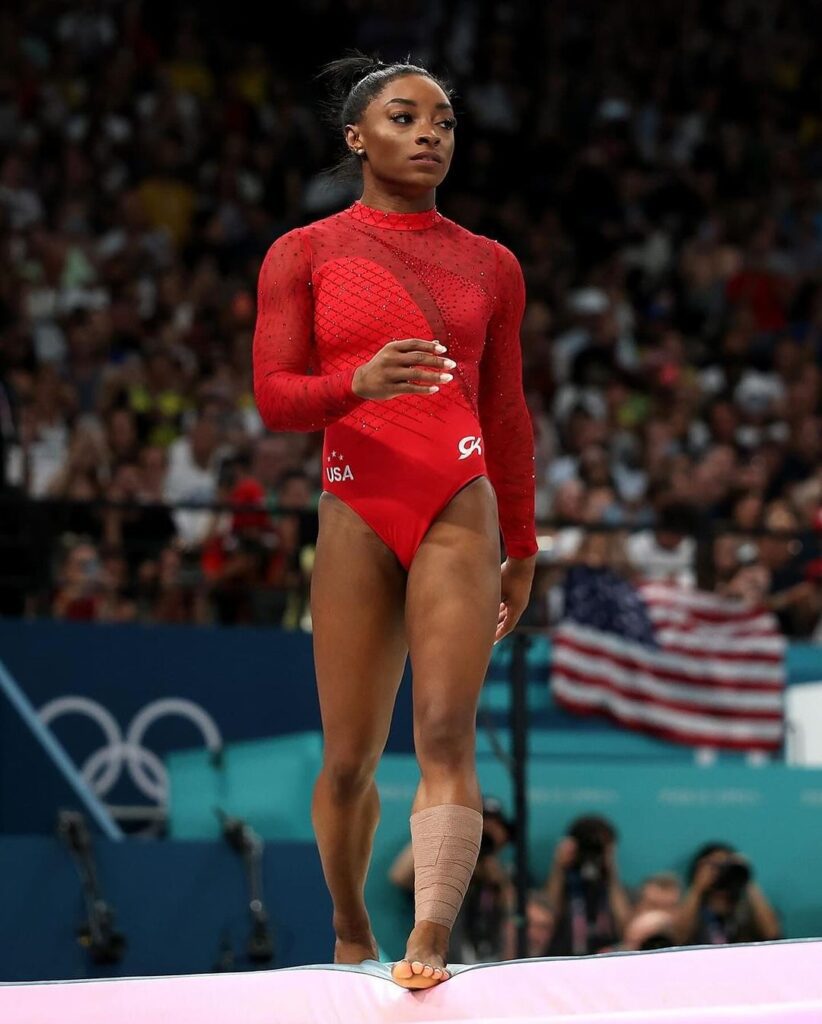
[710,856,752,900]
[479,829,496,857]
[638,932,676,951]
[478,798,514,859]
[568,817,612,883]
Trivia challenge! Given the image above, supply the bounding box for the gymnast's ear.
[344,124,364,157]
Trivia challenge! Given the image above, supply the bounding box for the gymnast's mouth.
[410,152,443,164]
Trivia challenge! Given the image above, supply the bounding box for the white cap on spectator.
[734,372,785,415]
[613,465,648,503]
[568,287,609,316]
[698,365,726,397]
[553,385,607,424]
[736,425,762,449]
[598,98,632,122]
[767,421,790,443]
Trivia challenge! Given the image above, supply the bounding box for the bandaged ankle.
[410,803,483,929]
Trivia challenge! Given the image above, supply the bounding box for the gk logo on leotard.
[457,435,483,460]
[326,450,354,482]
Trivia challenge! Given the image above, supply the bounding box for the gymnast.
[253,54,537,989]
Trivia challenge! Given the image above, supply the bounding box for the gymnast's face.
[345,74,456,194]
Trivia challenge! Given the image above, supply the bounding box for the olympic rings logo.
[37,696,223,805]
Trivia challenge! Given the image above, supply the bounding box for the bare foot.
[333,914,378,965]
[391,922,451,990]
[334,936,378,964]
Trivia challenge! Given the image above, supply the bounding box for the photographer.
[631,871,682,917]
[502,890,556,960]
[543,815,632,956]
[672,843,781,946]
[619,909,678,952]
[389,797,516,963]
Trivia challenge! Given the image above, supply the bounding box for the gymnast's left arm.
[478,242,538,641]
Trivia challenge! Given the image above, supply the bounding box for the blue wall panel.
[0,836,333,981]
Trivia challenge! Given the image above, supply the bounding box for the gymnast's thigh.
[311,492,409,758]
[404,477,501,729]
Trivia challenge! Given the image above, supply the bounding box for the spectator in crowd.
[760,499,818,635]
[543,815,632,956]
[625,498,699,588]
[45,419,109,538]
[596,870,684,953]
[273,468,318,628]
[164,403,229,548]
[251,434,298,507]
[101,455,175,570]
[139,542,205,624]
[201,473,283,625]
[52,536,105,621]
[105,408,141,465]
[0,1,819,631]
[502,891,556,960]
[618,909,678,952]
[631,872,683,918]
[670,842,781,946]
[98,544,138,622]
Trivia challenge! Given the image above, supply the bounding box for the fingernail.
[444,358,456,368]
[435,343,447,353]
[440,373,453,382]
[430,386,439,392]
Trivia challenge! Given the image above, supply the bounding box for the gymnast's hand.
[352,339,457,400]
[495,554,536,643]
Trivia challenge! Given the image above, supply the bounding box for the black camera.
[710,856,752,898]
[568,816,614,883]
[574,834,607,881]
[478,797,515,858]
[479,829,496,857]
[638,932,675,951]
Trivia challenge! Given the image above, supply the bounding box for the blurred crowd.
[0,0,820,632]
[389,803,782,961]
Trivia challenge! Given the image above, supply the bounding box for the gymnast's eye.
[389,113,413,124]
[438,118,457,130]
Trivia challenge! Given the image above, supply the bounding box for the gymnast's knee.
[319,751,380,802]
[414,711,476,772]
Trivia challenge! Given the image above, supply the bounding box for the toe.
[391,959,413,980]
[421,964,434,978]
[411,960,425,975]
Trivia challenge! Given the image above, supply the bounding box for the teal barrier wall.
[168,734,822,959]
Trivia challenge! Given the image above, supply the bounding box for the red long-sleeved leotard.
[253,200,537,568]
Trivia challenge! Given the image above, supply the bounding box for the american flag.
[550,566,786,752]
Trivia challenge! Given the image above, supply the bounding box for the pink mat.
[2,940,821,1023]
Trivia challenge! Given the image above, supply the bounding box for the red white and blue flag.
[550,567,785,752]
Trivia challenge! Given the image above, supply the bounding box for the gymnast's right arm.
[253,230,456,431]
[253,230,366,432]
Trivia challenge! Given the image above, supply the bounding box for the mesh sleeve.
[252,229,365,432]
[478,242,538,559]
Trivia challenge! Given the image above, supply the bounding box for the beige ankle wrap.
[410,803,483,929]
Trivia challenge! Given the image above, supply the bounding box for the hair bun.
[317,52,387,96]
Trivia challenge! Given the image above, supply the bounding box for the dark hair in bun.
[318,51,452,177]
